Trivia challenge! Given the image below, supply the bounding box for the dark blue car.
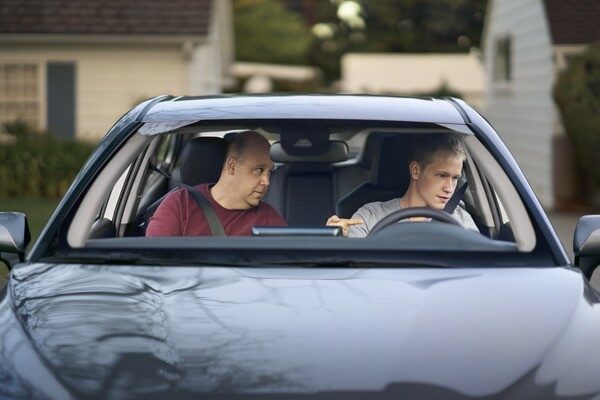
[1,94,600,399]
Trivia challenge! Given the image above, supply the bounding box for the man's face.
[231,145,273,209]
[412,152,463,210]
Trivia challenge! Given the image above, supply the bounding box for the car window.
[59,120,542,266]
[155,134,177,166]
[103,165,130,221]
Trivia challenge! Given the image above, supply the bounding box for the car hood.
[1,263,599,399]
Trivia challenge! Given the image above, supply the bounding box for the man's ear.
[225,156,236,175]
[409,161,420,180]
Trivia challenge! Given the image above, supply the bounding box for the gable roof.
[544,0,600,44]
[0,0,213,35]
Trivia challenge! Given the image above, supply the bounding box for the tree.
[234,0,311,65]
[554,44,600,202]
[361,0,486,52]
[308,0,487,81]
[233,0,489,81]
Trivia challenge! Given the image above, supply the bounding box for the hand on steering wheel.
[368,207,460,236]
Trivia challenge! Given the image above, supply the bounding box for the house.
[0,0,233,140]
[481,0,600,208]
[340,51,485,110]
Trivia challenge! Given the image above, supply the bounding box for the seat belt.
[149,163,226,237]
[443,181,468,215]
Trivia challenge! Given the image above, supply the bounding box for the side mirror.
[0,212,31,269]
[573,215,600,278]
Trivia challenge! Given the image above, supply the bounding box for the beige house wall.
[0,42,188,140]
[341,52,485,110]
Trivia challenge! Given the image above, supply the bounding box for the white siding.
[483,0,555,207]
[0,43,188,140]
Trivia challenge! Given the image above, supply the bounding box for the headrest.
[359,132,397,167]
[181,137,227,186]
[368,135,411,191]
[270,141,348,163]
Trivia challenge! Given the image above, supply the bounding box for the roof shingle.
[0,0,213,35]
[544,0,600,44]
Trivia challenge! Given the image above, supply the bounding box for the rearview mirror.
[573,215,600,278]
[0,212,31,269]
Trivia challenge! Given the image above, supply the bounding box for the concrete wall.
[482,0,556,207]
[0,42,188,140]
[189,0,232,95]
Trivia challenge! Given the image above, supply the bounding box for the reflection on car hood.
[1,263,599,399]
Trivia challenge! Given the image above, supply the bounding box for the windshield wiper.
[235,258,456,269]
[43,251,456,269]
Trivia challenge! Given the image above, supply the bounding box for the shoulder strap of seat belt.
[181,183,226,237]
[149,163,226,237]
[443,181,468,215]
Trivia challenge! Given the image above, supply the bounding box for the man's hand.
[326,215,364,237]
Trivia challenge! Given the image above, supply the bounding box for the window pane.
[6,82,19,98]
[23,64,37,80]
[5,64,21,81]
[493,37,512,82]
[23,81,37,98]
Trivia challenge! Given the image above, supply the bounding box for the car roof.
[141,94,467,125]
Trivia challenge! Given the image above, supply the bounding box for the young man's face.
[411,152,463,210]
[231,145,273,209]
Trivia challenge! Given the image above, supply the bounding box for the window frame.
[0,61,44,130]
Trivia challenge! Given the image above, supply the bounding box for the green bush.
[554,43,600,198]
[0,130,95,199]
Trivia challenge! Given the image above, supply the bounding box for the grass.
[1,197,59,283]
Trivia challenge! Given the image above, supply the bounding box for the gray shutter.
[46,62,75,138]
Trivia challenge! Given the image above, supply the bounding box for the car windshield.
[40,117,556,268]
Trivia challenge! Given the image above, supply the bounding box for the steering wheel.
[368,207,461,236]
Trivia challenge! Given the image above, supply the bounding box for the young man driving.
[327,134,478,237]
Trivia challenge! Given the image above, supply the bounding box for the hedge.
[0,130,95,199]
[554,43,600,198]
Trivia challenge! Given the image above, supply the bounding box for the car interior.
[64,119,537,253]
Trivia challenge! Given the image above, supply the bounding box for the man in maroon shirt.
[146,131,286,237]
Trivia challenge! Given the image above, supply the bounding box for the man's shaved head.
[226,131,270,162]
[212,130,274,210]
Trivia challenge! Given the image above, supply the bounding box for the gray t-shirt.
[348,197,479,238]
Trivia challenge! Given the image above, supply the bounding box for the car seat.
[263,138,348,226]
[135,136,227,235]
[336,135,412,218]
[333,131,394,201]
